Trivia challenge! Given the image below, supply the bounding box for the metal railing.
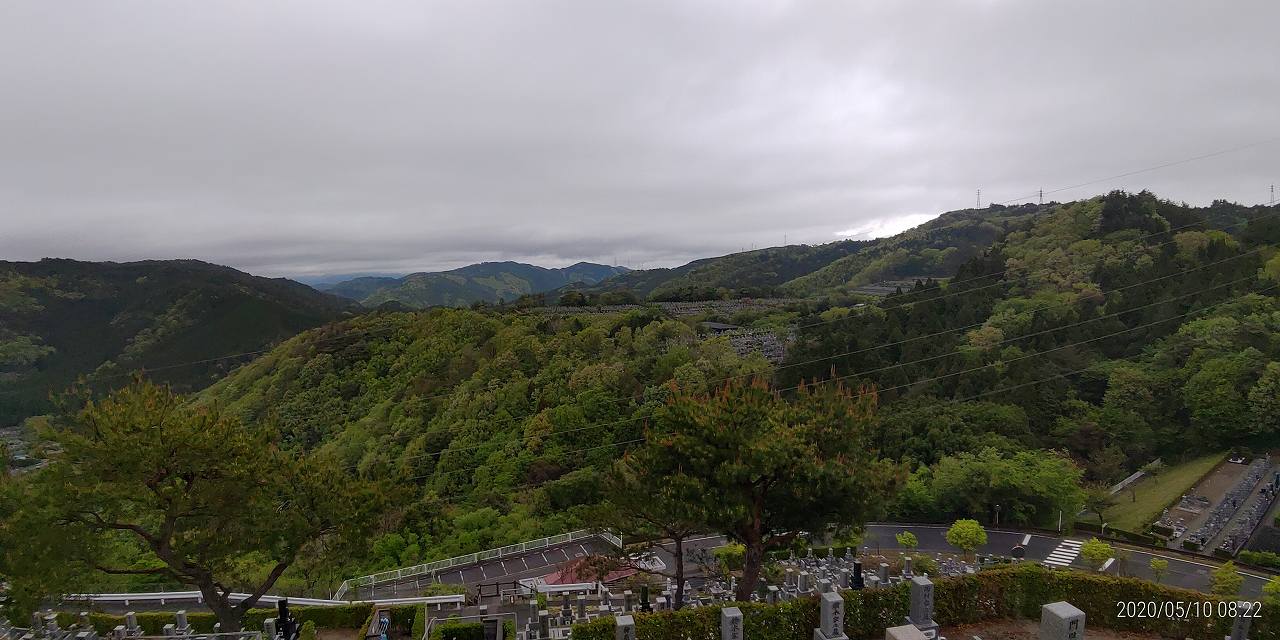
[334,529,621,601]
[63,591,465,609]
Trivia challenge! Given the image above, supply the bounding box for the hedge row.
[56,603,415,636]
[430,620,516,640]
[1073,521,1160,547]
[571,564,1275,640]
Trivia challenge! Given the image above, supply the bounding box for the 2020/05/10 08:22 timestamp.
[1116,600,1262,620]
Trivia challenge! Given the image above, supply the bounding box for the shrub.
[431,620,516,640]
[570,564,1265,640]
[1239,550,1280,569]
[300,621,317,640]
[714,543,746,572]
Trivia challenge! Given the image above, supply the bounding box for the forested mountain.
[9,191,1280,600]
[194,306,770,585]
[0,259,354,426]
[556,241,872,301]
[780,192,1280,505]
[323,261,628,308]
[557,204,1049,302]
[184,191,1280,577]
[782,204,1046,296]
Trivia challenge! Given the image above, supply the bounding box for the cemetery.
[1155,457,1279,554]
[20,556,1278,640]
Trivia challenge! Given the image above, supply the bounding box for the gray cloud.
[2,1,1278,277]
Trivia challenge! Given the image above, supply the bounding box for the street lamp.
[994,504,1001,527]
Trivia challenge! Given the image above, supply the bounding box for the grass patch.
[1100,452,1226,532]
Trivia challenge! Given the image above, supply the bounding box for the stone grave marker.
[721,607,743,640]
[884,626,927,640]
[615,616,636,640]
[813,591,848,640]
[906,577,938,639]
[1039,602,1085,640]
[878,563,890,583]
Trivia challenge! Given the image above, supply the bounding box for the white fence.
[333,529,621,601]
[63,591,465,609]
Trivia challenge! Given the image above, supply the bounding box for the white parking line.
[1021,534,1031,545]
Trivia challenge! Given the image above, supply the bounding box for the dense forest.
[0,259,354,426]
[4,191,1280,608]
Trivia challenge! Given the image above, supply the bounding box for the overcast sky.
[2,1,1278,278]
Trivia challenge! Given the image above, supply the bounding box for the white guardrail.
[333,529,621,601]
[63,591,465,609]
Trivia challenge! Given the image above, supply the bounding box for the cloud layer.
[2,1,1278,277]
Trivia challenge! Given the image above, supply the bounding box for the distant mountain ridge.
[321,261,628,308]
[0,258,355,426]
[556,203,1048,302]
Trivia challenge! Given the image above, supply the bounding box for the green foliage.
[431,620,516,640]
[300,621,317,640]
[1211,561,1244,596]
[342,262,626,308]
[945,519,987,556]
[0,259,351,425]
[1149,557,1169,583]
[1238,550,1280,569]
[1080,538,1114,568]
[894,531,918,550]
[895,448,1084,527]
[714,544,746,573]
[3,381,383,630]
[571,564,1254,640]
[639,378,904,599]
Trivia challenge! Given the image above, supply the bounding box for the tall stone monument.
[721,607,743,640]
[905,577,938,639]
[813,591,848,640]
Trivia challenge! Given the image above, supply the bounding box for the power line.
[367,273,1268,475]
[995,136,1280,206]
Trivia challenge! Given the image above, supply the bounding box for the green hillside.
[328,261,628,308]
[556,204,1047,303]
[0,259,355,426]
[782,203,1045,296]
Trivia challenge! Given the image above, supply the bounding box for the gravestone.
[766,586,780,604]
[615,616,636,640]
[175,612,190,636]
[838,569,850,589]
[852,560,865,590]
[902,557,912,577]
[1039,602,1085,640]
[577,595,589,619]
[813,591,848,640]
[905,577,938,639]
[162,625,176,638]
[538,611,550,639]
[885,625,927,640]
[797,572,811,593]
[878,563,890,583]
[1230,602,1252,640]
[721,607,743,640]
[263,619,277,640]
[112,626,126,640]
[641,585,653,613]
[623,590,635,613]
